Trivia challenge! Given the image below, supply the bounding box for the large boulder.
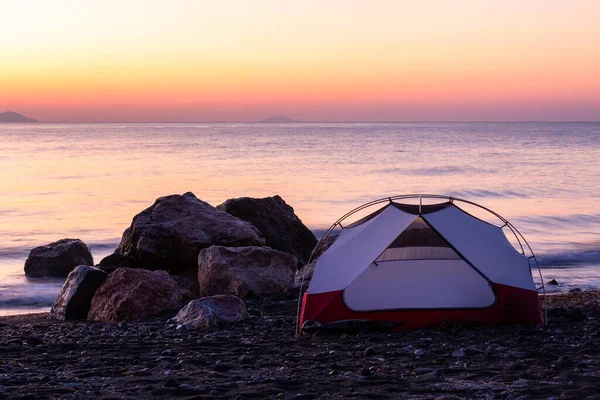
[88,268,181,322]
[217,195,317,267]
[50,265,108,320]
[24,239,94,277]
[198,246,297,298]
[175,295,248,330]
[114,192,265,273]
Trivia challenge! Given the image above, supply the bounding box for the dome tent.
[298,195,545,332]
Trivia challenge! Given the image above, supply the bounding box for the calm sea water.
[1,122,599,315]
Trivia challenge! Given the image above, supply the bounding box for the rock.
[452,350,465,358]
[434,397,460,400]
[24,239,94,277]
[294,262,315,288]
[174,295,248,330]
[114,192,265,273]
[414,349,425,356]
[97,253,132,274]
[198,246,296,298]
[569,288,582,293]
[547,279,559,285]
[50,265,108,320]
[217,195,317,266]
[238,354,252,364]
[360,367,371,376]
[170,273,200,304]
[312,233,339,259]
[363,347,376,356]
[25,336,44,346]
[88,268,181,322]
[557,355,573,367]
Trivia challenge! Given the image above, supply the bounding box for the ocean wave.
[0,298,53,309]
[537,249,600,267]
[0,240,119,261]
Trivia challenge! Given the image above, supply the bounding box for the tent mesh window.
[375,217,461,262]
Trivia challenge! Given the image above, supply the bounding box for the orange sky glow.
[1,0,599,122]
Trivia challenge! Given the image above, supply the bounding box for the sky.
[1,0,599,122]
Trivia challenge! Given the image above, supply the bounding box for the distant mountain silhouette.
[257,116,301,123]
[0,111,38,123]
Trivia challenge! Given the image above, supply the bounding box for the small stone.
[413,367,433,375]
[363,347,376,356]
[434,396,460,400]
[557,355,572,367]
[329,370,338,376]
[569,288,582,293]
[6,338,22,346]
[452,350,465,358]
[165,378,179,387]
[360,367,371,376]
[209,389,218,396]
[238,354,252,364]
[546,279,559,285]
[414,349,425,356]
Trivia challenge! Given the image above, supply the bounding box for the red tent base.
[300,283,543,330]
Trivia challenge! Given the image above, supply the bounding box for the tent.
[298,195,545,331]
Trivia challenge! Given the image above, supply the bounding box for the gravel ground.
[0,290,599,399]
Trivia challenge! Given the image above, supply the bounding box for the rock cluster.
[38,192,317,327]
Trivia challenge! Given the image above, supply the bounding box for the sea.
[1,122,599,316]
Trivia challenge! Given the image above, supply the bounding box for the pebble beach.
[1,290,599,400]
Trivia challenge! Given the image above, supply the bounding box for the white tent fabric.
[307,205,417,294]
[423,205,536,291]
[344,259,495,310]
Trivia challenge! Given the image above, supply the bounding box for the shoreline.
[1,290,599,399]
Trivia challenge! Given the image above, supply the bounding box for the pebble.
[165,378,179,387]
[413,367,432,375]
[238,354,252,364]
[360,367,371,376]
[452,350,465,358]
[434,396,460,400]
[414,349,425,356]
[363,347,376,356]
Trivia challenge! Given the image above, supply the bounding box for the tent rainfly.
[298,195,545,331]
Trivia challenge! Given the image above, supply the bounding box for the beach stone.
[114,192,265,273]
[24,238,94,277]
[198,245,297,298]
[452,349,466,358]
[217,195,317,266]
[293,262,315,288]
[88,268,181,322]
[50,265,108,320]
[547,279,559,285]
[174,295,248,330]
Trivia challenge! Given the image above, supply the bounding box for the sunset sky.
[1,0,599,122]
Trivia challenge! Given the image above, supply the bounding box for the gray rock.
[414,349,425,356]
[198,245,296,298]
[115,192,265,273]
[50,265,108,320]
[174,294,248,330]
[217,195,317,266]
[546,279,559,285]
[88,268,181,322]
[294,262,315,288]
[24,239,93,277]
[452,350,466,358]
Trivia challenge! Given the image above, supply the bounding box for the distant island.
[0,111,38,123]
[257,116,301,123]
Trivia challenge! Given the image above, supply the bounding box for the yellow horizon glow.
[1,0,600,121]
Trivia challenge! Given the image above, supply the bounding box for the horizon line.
[6,120,600,124]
